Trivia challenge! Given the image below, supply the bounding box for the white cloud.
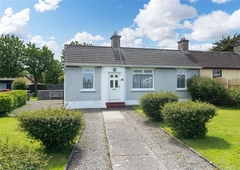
[133,0,197,41]
[157,39,178,49]
[190,9,240,41]
[190,0,198,3]
[34,0,62,12]
[190,43,213,51]
[31,35,59,59]
[66,31,104,44]
[0,8,30,38]
[211,0,231,4]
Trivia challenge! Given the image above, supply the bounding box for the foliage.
[12,78,28,90]
[18,108,84,151]
[187,76,229,106]
[139,92,179,121]
[23,43,54,94]
[162,101,217,138]
[43,60,63,84]
[58,75,64,84]
[0,34,25,78]
[228,87,240,107]
[210,33,240,52]
[0,94,13,115]
[0,140,48,170]
[0,90,26,116]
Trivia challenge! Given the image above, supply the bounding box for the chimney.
[178,38,189,51]
[234,39,240,53]
[110,31,121,49]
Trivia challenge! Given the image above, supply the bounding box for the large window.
[133,69,153,89]
[213,69,222,78]
[0,83,6,90]
[82,68,94,89]
[177,70,186,89]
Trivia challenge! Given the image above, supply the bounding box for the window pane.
[83,73,93,88]
[144,70,152,73]
[133,70,142,73]
[115,80,118,88]
[213,70,222,78]
[177,75,185,88]
[110,80,113,88]
[133,74,153,88]
[83,68,93,73]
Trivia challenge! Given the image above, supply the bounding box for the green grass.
[0,116,75,170]
[30,96,38,100]
[133,106,240,170]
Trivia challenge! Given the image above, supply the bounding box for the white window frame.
[213,69,222,78]
[131,69,155,91]
[81,68,96,91]
[177,69,187,90]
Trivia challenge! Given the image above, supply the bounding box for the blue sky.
[1,0,240,61]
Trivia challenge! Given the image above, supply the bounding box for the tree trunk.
[34,78,38,95]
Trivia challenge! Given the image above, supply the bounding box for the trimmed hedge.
[0,140,48,170]
[187,76,229,106]
[18,108,84,151]
[0,90,27,116]
[162,101,217,139]
[139,92,179,121]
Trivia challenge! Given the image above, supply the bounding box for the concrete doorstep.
[103,111,167,170]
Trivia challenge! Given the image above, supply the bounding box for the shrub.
[187,76,228,106]
[18,108,84,151]
[0,140,48,170]
[139,92,179,121]
[8,90,27,107]
[0,94,14,116]
[228,87,240,107]
[162,101,217,139]
[12,78,28,90]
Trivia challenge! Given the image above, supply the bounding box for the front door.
[109,73,120,100]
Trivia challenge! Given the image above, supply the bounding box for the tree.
[23,43,54,95]
[0,34,25,78]
[43,59,63,84]
[210,33,240,52]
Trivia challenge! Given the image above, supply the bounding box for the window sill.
[176,88,188,91]
[80,89,97,92]
[131,88,156,92]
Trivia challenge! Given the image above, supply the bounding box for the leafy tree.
[210,33,240,52]
[0,34,25,78]
[23,43,54,94]
[43,59,63,84]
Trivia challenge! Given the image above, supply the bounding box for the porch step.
[106,102,126,108]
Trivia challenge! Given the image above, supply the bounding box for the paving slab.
[103,111,167,170]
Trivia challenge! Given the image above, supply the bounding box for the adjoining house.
[183,39,240,79]
[64,33,201,109]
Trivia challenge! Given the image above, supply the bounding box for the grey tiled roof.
[64,45,200,68]
[186,51,240,69]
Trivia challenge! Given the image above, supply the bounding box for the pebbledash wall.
[64,66,199,109]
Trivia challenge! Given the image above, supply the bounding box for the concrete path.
[103,111,167,170]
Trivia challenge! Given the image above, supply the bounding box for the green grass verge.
[30,96,38,100]
[0,117,76,170]
[133,106,240,170]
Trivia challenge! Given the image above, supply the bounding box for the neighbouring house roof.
[64,45,200,68]
[185,51,240,69]
[0,78,15,81]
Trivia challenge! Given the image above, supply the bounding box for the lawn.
[133,106,240,170]
[0,116,75,170]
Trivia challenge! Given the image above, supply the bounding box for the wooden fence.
[215,77,240,89]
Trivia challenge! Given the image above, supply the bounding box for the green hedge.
[0,90,27,116]
[187,76,228,106]
[0,94,14,115]
[0,140,48,170]
[139,92,179,121]
[162,101,217,139]
[18,108,84,151]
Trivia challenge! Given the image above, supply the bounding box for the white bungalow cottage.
[64,33,201,109]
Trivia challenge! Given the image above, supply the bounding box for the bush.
[0,140,48,170]
[162,101,217,139]
[187,76,229,106]
[12,78,28,90]
[18,108,84,151]
[228,87,240,107]
[0,94,14,115]
[139,92,179,121]
[8,90,27,107]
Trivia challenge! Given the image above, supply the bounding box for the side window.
[132,69,153,89]
[82,68,94,89]
[213,70,222,78]
[177,70,186,89]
